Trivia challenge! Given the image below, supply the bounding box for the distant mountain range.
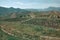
[43,7,60,11]
[0,7,60,14]
[0,6,60,19]
[0,7,30,15]
[26,7,60,12]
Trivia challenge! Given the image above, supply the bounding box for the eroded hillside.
[0,7,60,40]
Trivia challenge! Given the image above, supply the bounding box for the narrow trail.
[1,28,17,37]
[0,25,17,37]
[21,18,33,23]
[0,18,33,37]
[0,25,60,40]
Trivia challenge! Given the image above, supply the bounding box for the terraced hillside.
[0,11,60,40]
[0,21,60,40]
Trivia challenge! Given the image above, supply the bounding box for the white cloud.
[15,2,24,5]
[0,0,60,9]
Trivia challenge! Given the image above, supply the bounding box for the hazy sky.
[0,0,60,9]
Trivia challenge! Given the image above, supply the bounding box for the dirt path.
[0,25,60,40]
[21,18,33,23]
